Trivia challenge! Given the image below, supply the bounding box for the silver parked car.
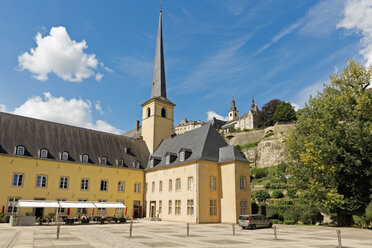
[238,214,272,229]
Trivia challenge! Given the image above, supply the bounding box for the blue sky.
[0,0,371,134]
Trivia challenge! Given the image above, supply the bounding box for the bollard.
[273,225,277,240]
[56,224,60,240]
[232,223,235,236]
[336,230,342,248]
[129,220,133,238]
[187,223,190,237]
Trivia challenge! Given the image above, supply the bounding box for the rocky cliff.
[223,123,295,168]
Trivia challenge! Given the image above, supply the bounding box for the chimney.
[136,120,140,132]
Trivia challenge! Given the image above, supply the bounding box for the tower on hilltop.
[141,10,175,153]
[228,97,239,121]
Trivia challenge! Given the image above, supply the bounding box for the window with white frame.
[101,156,107,165]
[152,181,155,192]
[176,178,181,191]
[168,200,172,215]
[187,200,194,216]
[240,201,248,215]
[159,181,163,192]
[40,149,48,158]
[7,197,19,214]
[118,181,125,192]
[209,200,217,216]
[81,178,89,190]
[98,199,106,214]
[16,146,25,155]
[57,198,66,214]
[100,180,108,191]
[159,200,162,214]
[210,176,216,191]
[13,173,24,187]
[118,159,124,166]
[77,199,87,214]
[82,154,89,163]
[36,175,47,188]
[168,179,172,192]
[187,177,193,191]
[165,155,170,165]
[59,177,68,189]
[175,200,181,215]
[61,152,68,161]
[180,151,185,162]
[134,182,141,193]
[240,177,246,190]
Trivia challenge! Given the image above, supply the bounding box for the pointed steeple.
[151,10,167,99]
[251,97,255,109]
[230,97,237,111]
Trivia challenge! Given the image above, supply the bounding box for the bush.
[251,202,259,214]
[271,219,283,224]
[284,219,296,225]
[287,188,297,198]
[267,205,304,224]
[301,210,323,224]
[271,189,284,198]
[251,168,267,179]
[254,190,271,202]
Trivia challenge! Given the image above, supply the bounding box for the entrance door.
[150,201,156,218]
[35,208,43,218]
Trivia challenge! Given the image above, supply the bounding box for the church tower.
[228,98,239,121]
[141,10,175,153]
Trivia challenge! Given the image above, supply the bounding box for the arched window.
[161,108,166,118]
[16,146,25,155]
[61,152,69,161]
[100,156,107,165]
[147,108,151,117]
[40,149,48,158]
[118,159,124,166]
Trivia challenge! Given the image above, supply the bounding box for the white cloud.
[337,0,372,66]
[11,92,122,134]
[206,111,228,121]
[294,80,326,108]
[0,104,6,112]
[18,26,102,82]
[100,62,113,73]
[95,101,104,115]
[95,73,104,81]
[291,103,300,111]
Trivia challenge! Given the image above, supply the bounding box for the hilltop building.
[222,97,261,131]
[0,10,251,224]
[174,117,226,135]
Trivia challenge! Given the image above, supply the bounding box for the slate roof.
[0,112,149,169]
[146,124,248,170]
[122,126,142,139]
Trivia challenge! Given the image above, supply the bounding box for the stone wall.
[223,124,295,168]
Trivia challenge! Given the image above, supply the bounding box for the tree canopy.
[286,59,372,226]
[260,99,281,127]
[273,101,297,123]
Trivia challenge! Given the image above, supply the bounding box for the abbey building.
[0,11,251,224]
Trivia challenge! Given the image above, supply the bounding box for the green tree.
[261,99,281,127]
[273,101,297,123]
[254,190,271,202]
[286,59,372,226]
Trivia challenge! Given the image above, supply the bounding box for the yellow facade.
[0,154,144,219]
[141,98,175,153]
[145,160,251,224]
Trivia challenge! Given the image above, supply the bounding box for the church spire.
[151,10,167,99]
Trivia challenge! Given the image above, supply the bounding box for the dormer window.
[133,161,140,168]
[117,159,124,167]
[165,152,177,165]
[16,146,25,156]
[179,148,192,162]
[61,152,69,161]
[150,156,161,168]
[124,147,131,154]
[40,149,48,158]
[82,154,89,163]
[99,156,107,165]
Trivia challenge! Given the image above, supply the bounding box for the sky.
[0,0,371,134]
